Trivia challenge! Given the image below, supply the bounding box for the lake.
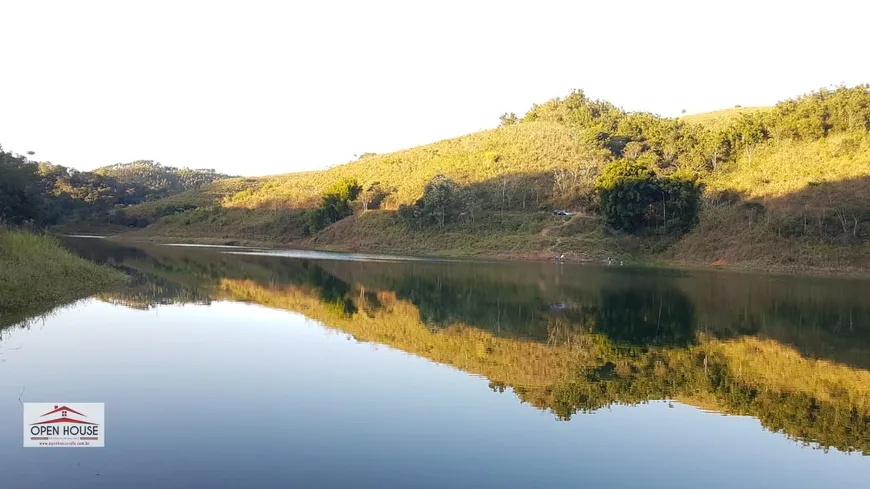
[1,237,869,488]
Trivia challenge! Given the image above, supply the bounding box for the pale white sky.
[1,0,868,176]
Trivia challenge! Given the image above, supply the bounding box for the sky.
[1,0,868,176]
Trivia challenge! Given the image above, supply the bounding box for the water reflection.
[34,238,870,454]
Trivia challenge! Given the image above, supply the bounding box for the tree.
[597,161,700,235]
[0,147,44,224]
[307,178,362,232]
[703,133,731,172]
[420,175,458,228]
[499,112,519,126]
[458,188,482,225]
[1,145,235,227]
[656,175,702,234]
[360,182,387,211]
[597,161,659,232]
[398,175,459,229]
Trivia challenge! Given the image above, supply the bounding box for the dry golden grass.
[123,121,605,215]
[0,229,126,326]
[119,101,870,274]
[666,132,870,272]
[680,106,772,130]
[707,132,870,201]
[308,211,626,261]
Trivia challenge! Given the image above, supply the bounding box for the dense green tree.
[597,162,659,232]
[398,175,460,230]
[307,178,362,232]
[597,161,701,234]
[655,175,702,234]
[0,147,44,225]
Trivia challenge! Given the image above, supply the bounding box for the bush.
[307,178,362,232]
[597,161,701,235]
[398,175,460,230]
[597,162,659,232]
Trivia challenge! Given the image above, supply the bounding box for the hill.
[0,152,233,227]
[680,106,771,130]
[94,160,232,199]
[118,85,870,273]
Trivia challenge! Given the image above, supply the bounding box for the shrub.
[307,178,361,232]
[597,161,701,235]
[398,175,460,230]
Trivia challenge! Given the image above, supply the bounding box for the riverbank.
[109,222,870,279]
[0,228,127,326]
[53,90,870,279]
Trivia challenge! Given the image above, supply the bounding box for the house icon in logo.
[24,402,105,447]
[30,405,98,426]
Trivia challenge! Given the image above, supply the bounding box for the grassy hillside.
[669,132,870,272]
[124,121,605,215]
[119,86,870,273]
[0,229,126,328]
[94,160,232,191]
[681,106,771,130]
[120,121,626,257]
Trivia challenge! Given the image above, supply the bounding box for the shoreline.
[98,233,870,280]
[1,229,128,328]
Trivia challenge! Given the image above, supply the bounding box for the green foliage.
[32,84,870,272]
[597,162,658,232]
[359,182,389,211]
[307,178,362,232]
[0,148,44,225]
[524,89,623,132]
[498,112,519,126]
[771,85,870,140]
[94,160,231,200]
[597,161,701,234]
[0,147,232,227]
[0,228,126,326]
[521,85,870,178]
[398,175,461,229]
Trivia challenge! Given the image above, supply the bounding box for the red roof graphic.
[30,405,98,426]
[41,405,87,418]
[31,418,98,425]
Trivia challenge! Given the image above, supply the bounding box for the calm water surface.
[1,238,869,488]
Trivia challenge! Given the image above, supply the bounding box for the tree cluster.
[95,160,231,200]
[0,146,231,226]
[397,175,481,230]
[596,161,701,235]
[307,178,362,232]
[520,85,870,177]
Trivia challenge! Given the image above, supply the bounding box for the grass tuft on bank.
[0,228,127,325]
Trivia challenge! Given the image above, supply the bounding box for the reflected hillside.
[60,238,870,454]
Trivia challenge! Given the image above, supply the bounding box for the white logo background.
[23,403,105,448]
